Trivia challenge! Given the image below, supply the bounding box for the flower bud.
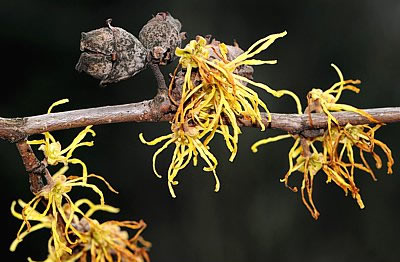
[139,12,186,65]
[76,19,148,86]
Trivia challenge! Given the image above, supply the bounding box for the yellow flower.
[81,219,150,262]
[10,200,52,252]
[251,64,395,219]
[25,199,129,262]
[28,99,96,183]
[175,36,209,68]
[253,135,323,219]
[143,32,302,197]
[322,123,394,209]
[32,200,150,262]
[13,166,118,259]
[333,124,394,176]
[139,125,219,198]
[27,237,85,262]
[75,205,150,262]
[306,64,379,135]
[175,33,302,159]
[252,124,395,219]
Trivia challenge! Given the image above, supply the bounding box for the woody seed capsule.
[139,12,186,65]
[76,19,148,86]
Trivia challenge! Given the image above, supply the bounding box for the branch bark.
[15,140,47,193]
[1,99,399,142]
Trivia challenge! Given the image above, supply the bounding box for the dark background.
[1,1,400,261]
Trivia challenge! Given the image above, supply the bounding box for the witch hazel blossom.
[10,156,150,261]
[141,32,302,198]
[11,165,118,258]
[28,99,96,184]
[252,65,394,220]
[15,198,150,262]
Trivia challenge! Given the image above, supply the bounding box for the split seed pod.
[139,12,186,65]
[76,19,148,86]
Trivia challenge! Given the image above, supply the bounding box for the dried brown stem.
[15,140,46,193]
[148,64,176,115]
[149,64,168,93]
[1,102,399,142]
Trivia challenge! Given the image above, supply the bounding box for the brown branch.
[1,101,400,142]
[15,140,48,193]
[243,107,400,133]
[149,64,168,93]
[0,99,172,142]
[148,63,176,115]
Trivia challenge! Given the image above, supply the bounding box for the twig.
[148,64,176,115]
[1,100,399,142]
[15,140,48,193]
[148,64,168,93]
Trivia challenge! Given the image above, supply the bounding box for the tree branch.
[1,98,399,142]
[15,140,48,193]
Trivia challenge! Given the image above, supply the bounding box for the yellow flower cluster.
[252,65,394,219]
[12,199,150,262]
[141,32,302,197]
[11,166,118,257]
[28,99,95,183]
[11,100,151,261]
[305,64,379,135]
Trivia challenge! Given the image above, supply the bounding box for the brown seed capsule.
[76,19,148,86]
[139,12,186,65]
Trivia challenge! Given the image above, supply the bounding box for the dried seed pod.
[139,12,186,65]
[76,19,148,86]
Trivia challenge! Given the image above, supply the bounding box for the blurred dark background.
[1,0,400,261]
